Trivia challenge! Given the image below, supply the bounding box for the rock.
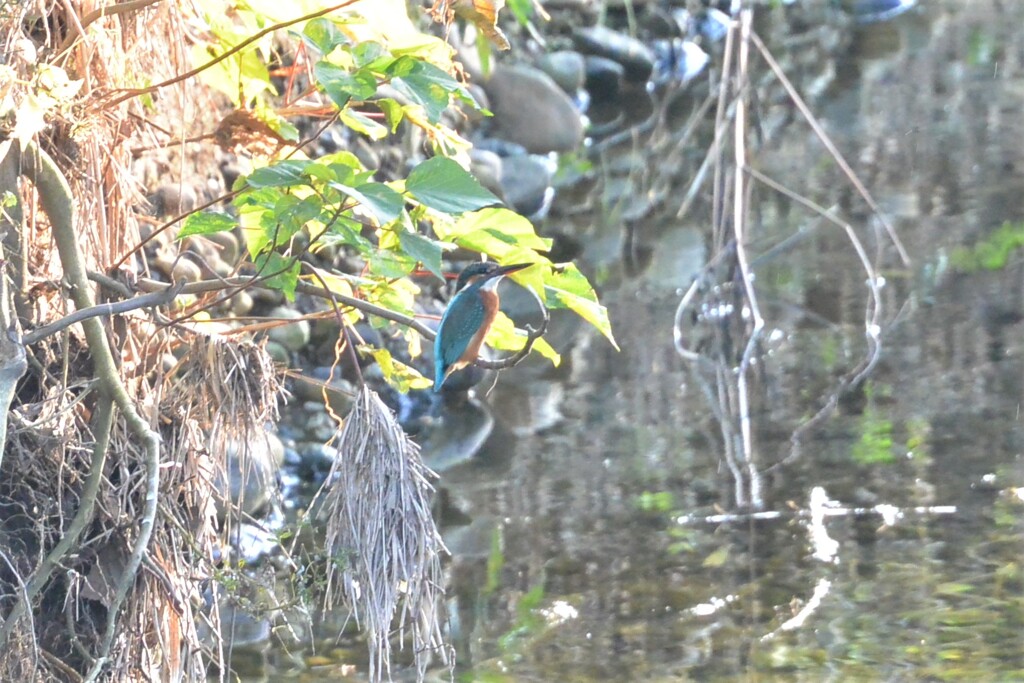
[573,25,656,82]
[171,257,202,283]
[500,154,555,217]
[205,230,240,265]
[150,183,198,217]
[469,149,505,200]
[420,395,495,471]
[584,55,625,100]
[483,64,584,153]
[264,340,290,365]
[266,306,311,352]
[537,50,586,94]
[230,290,254,316]
[293,441,340,480]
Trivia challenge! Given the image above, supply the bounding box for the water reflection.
[433,2,1024,681]
[253,2,1024,680]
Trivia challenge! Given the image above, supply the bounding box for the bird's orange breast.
[457,288,499,367]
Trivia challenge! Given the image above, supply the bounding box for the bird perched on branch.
[434,261,530,391]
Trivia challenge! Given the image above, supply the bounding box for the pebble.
[573,25,656,82]
[266,306,311,352]
[483,64,584,153]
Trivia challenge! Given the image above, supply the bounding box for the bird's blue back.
[434,281,486,390]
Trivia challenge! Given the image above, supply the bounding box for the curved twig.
[475,281,549,371]
[22,281,185,345]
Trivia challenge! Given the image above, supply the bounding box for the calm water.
[262,2,1024,681]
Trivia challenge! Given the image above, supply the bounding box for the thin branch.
[749,29,911,266]
[22,281,185,345]
[100,0,361,109]
[56,0,162,55]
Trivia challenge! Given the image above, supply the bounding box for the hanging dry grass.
[319,385,449,683]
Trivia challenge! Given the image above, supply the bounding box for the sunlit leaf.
[178,211,236,239]
[487,311,560,366]
[544,264,618,349]
[361,346,433,392]
[339,107,388,139]
[446,209,552,263]
[302,17,349,54]
[246,160,310,188]
[376,98,405,132]
[399,230,443,278]
[254,252,300,300]
[406,157,500,213]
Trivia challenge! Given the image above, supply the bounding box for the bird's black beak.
[496,262,531,276]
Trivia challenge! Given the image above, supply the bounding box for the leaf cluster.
[179,11,615,390]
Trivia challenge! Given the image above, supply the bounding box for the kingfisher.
[433,261,530,391]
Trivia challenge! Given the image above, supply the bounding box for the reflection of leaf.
[702,545,730,568]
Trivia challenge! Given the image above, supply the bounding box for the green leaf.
[406,157,500,214]
[388,57,477,122]
[488,311,560,366]
[246,160,310,188]
[253,103,299,142]
[315,61,377,108]
[254,252,300,300]
[544,264,618,349]
[507,0,534,24]
[302,18,348,55]
[369,250,416,279]
[398,230,443,278]
[361,346,432,392]
[177,211,236,239]
[376,98,405,132]
[339,107,388,139]
[446,208,551,254]
[329,181,403,224]
[352,41,390,69]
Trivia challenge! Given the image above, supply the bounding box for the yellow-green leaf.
[545,264,618,349]
[487,311,560,366]
[361,346,433,392]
